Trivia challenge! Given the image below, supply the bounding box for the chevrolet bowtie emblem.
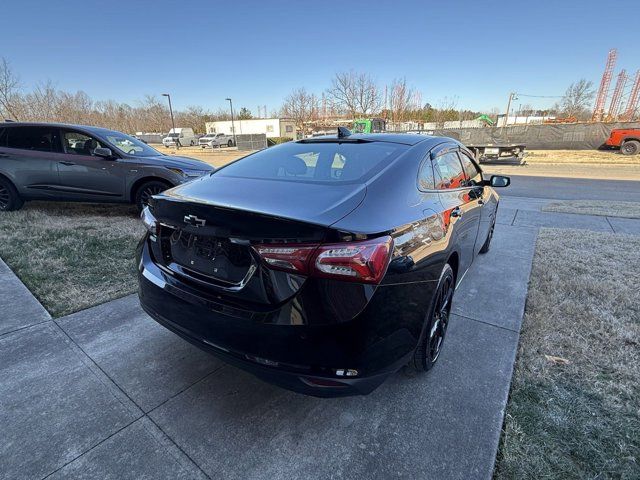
[183,214,206,227]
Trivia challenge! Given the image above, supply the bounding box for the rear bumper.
[140,298,396,397]
[136,239,412,397]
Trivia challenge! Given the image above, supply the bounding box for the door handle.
[0,152,8,157]
[59,161,75,166]
[451,207,462,218]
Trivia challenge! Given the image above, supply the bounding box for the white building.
[205,118,297,139]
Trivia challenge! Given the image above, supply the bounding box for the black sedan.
[136,131,509,397]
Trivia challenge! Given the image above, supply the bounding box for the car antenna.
[337,126,352,138]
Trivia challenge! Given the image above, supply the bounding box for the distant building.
[205,118,296,139]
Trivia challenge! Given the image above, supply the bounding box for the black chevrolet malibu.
[137,131,510,397]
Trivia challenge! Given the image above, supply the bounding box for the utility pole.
[162,93,176,133]
[225,98,236,146]
[504,92,517,127]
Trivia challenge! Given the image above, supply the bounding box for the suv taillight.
[253,236,393,284]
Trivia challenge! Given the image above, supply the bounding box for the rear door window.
[6,127,62,153]
[217,141,408,184]
[433,151,466,190]
[0,128,6,147]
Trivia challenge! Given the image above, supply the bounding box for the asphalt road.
[501,175,640,202]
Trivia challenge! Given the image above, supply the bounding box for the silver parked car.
[0,122,214,211]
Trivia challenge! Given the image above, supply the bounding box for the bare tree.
[559,79,595,119]
[281,88,319,136]
[328,71,380,118]
[0,58,22,120]
[388,78,419,123]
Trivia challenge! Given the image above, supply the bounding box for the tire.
[134,180,171,212]
[408,263,455,372]
[227,140,233,147]
[479,218,496,254]
[0,177,24,212]
[621,140,640,155]
[190,140,195,146]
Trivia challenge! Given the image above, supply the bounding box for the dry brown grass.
[148,143,247,168]
[543,200,640,219]
[526,149,640,165]
[496,228,640,478]
[0,202,145,317]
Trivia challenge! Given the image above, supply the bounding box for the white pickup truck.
[199,132,235,148]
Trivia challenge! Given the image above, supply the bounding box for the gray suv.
[0,122,214,211]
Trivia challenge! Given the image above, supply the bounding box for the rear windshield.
[216,141,408,184]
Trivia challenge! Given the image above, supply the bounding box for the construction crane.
[620,70,640,122]
[592,49,617,122]
[607,69,627,120]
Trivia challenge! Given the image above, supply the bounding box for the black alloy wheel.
[0,178,24,212]
[0,184,10,210]
[410,263,454,372]
[136,181,169,211]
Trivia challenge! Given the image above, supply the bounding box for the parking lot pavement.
[0,259,50,335]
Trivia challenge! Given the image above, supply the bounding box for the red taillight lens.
[314,236,393,284]
[253,236,393,284]
[253,244,319,274]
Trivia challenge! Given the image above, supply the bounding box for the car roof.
[0,121,121,136]
[298,132,454,147]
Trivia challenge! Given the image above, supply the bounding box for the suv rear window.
[216,141,408,184]
[6,127,61,153]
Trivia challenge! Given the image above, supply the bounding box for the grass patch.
[543,200,640,219]
[0,202,144,317]
[526,149,640,165]
[495,228,640,478]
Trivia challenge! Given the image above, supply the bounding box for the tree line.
[1,57,598,135]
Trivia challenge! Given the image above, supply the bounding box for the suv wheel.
[135,180,170,211]
[0,177,24,212]
[227,140,233,147]
[408,263,454,372]
[621,140,640,155]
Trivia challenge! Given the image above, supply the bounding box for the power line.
[514,93,563,99]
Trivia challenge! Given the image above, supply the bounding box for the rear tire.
[227,140,233,147]
[134,180,171,212]
[408,263,455,373]
[0,177,24,212]
[621,140,639,155]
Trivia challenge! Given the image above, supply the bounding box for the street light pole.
[162,93,176,134]
[225,97,236,147]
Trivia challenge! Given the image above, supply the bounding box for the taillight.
[253,236,393,284]
[253,244,319,274]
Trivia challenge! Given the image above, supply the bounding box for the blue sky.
[4,0,639,114]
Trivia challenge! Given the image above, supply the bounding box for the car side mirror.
[94,147,113,158]
[490,175,510,187]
